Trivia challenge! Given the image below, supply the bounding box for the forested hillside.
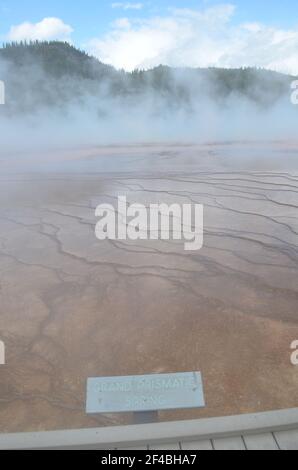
[0,41,294,114]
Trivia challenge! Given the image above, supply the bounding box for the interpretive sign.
[86,372,205,414]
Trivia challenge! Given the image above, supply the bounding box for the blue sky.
[1,1,298,73]
[1,0,298,42]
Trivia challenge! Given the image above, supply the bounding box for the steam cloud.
[0,42,297,156]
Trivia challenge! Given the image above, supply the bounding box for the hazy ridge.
[0,41,294,113]
[0,41,296,149]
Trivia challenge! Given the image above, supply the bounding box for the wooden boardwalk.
[148,430,298,451]
[0,408,297,450]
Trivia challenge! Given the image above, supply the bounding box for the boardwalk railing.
[0,408,298,450]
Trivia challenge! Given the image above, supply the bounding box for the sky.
[1,0,298,74]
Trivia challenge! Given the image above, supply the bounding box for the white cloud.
[113,18,131,29]
[87,4,298,75]
[7,17,73,42]
[112,2,143,10]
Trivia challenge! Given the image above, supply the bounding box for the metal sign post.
[133,410,159,424]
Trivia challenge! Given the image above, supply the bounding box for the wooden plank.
[181,440,213,450]
[116,446,148,450]
[149,442,180,450]
[274,430,298,450]
[243,433,279,450]
[213,436,246,450]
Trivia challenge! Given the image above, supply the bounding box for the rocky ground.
[0,141,297,432]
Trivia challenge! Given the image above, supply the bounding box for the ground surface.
[0,141,297,432]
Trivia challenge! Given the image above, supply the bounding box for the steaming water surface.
[0,141,298,432]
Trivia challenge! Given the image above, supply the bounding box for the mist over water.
[0,43,297,155]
